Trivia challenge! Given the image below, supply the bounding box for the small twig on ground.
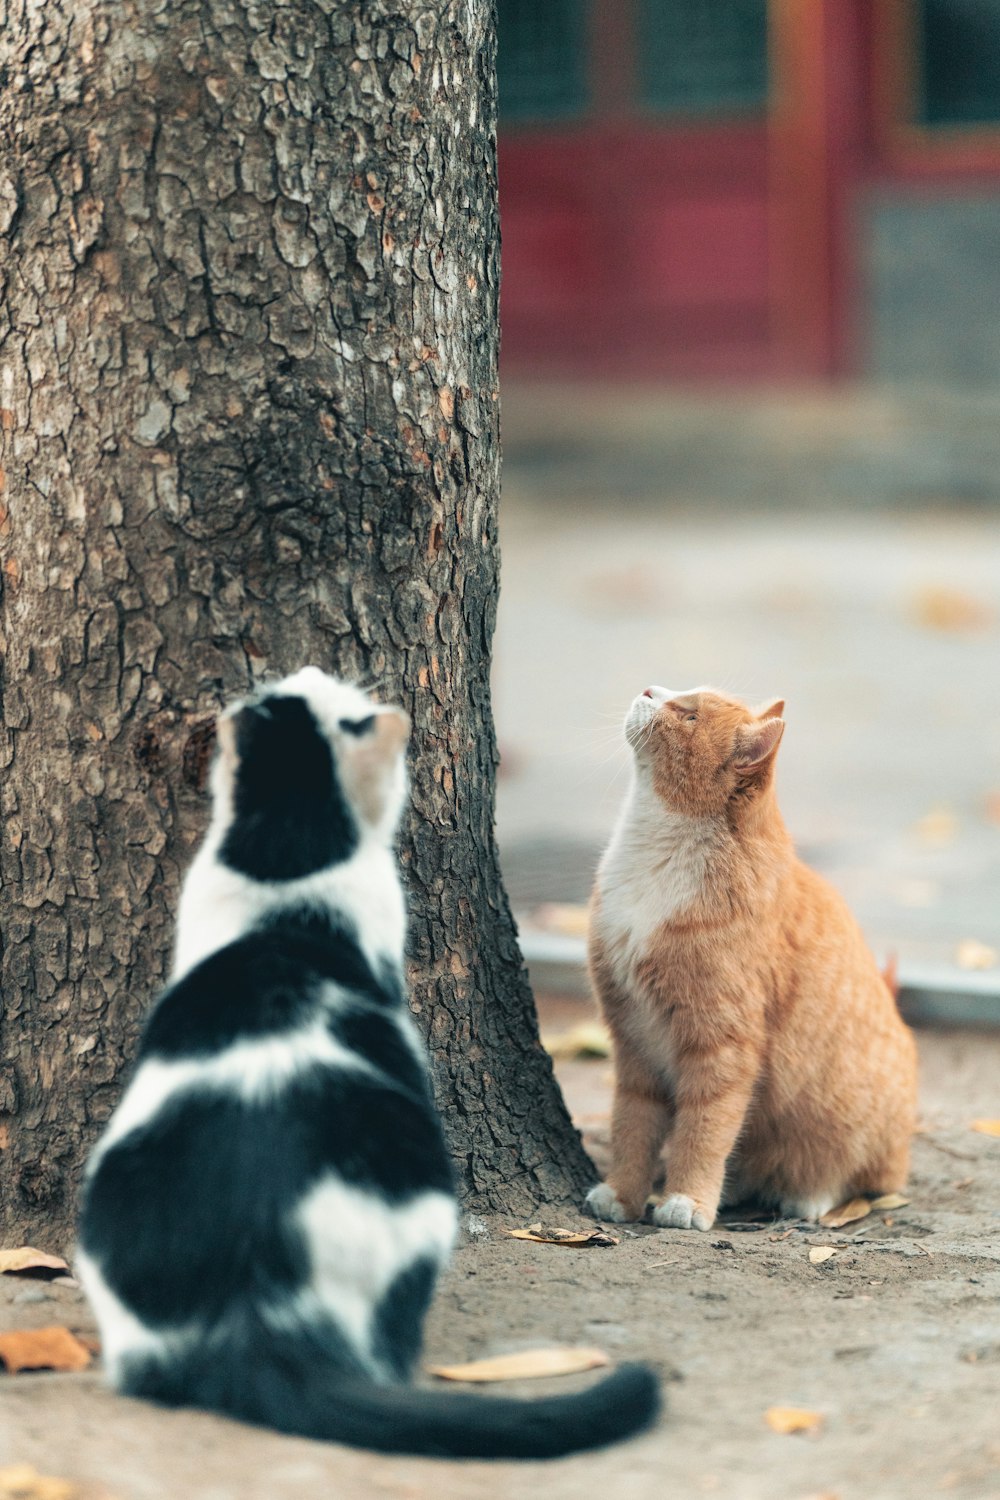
[919,1136,978,1162]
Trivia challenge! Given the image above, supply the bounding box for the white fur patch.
[296,1179,457,1366]
[779,1193,837,1223]
[173,840,406,983]
[594,769,719,991]
[88,1019,376,1170]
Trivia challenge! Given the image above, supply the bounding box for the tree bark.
[0,0,592,1245]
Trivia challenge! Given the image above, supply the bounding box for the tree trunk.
[0,0,592,1246]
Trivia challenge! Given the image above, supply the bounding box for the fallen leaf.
[428,1347,609,1383]
[506,1224,619,1248]
[0,1248,71,1280]
[541,1022,612,1061]
[955,940,998,971]
[809,1247,837,1264]
[820,1198,871,1228]
[913,806,957,846]
[765,1406,824,1435]
[0,1327,92,1374]
[893,877,939,909]
[769,1228,795,1242]
[0,1466,78,1500]
[970,1119,1000,1137]
[531,902,589,938]
[870,1193,910,1211]
[911,585,994,633]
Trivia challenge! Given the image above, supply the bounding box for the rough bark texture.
[0,0,592,1245]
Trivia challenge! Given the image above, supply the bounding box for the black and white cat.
[77,667,659,1459]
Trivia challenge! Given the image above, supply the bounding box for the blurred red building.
[498,1,1000,381]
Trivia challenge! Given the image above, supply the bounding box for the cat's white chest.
[593,783,718,997]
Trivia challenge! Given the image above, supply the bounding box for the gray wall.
[865,192,1000,384]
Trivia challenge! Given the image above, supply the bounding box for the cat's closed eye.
[685,713,697,723]
[340,715,376,736]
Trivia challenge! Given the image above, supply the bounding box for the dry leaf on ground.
[911,585,994,633]
[870,1193,910,1211]
[0,1327,92,1374]
[428,1347,609,1383]
[531,902,589,937]
[819,1198,871,1229]
[0,1248,71,1280]
[955,940,999,971]
[970,1119,1000,1137]
[913,806,958,846]
[0,1466,79,1500]
[541,1023,612,1061]
[765,1406,824,1435]
[506,1224,619,1248]
[809,1247,837,1265]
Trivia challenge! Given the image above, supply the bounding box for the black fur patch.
[142,917,393,1061]
[331,1004,431,1103]
[219,695,357,881]
[370,1255,438,1379]
[80,1066,453,1329]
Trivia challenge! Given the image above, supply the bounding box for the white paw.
[584,1183,629,1223]
[653,1193,713,1232]
[780,1194,836,1223]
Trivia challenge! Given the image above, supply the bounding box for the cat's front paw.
[584,1182,632,1223]
[652,1192,714,1232]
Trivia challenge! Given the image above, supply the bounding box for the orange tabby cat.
[584,685,917,1231]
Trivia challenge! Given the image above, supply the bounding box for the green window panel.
[497,0,590,122]
[916,0,1000,127]
[638,0,768,118]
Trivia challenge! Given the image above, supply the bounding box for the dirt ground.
[4,1010,1000,1500]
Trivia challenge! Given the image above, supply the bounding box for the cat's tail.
[125,1334,660,1459]
[301,1362,660,1459]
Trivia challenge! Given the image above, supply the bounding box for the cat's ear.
[216,702,269,772]
[665,693,699,718]
[734,716,785,772]
[753,697,785,720]
[371,707,410,760]
[340,708,410,827]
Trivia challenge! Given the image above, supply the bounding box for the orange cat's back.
[731,855,917,1214]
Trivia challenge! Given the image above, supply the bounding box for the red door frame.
[500,0,1000,381]
[499,0,775,379]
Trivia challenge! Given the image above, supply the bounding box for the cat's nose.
[642,687,655,698]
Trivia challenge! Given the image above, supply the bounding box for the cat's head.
[625,685,785,818]
[212,667,410,882]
